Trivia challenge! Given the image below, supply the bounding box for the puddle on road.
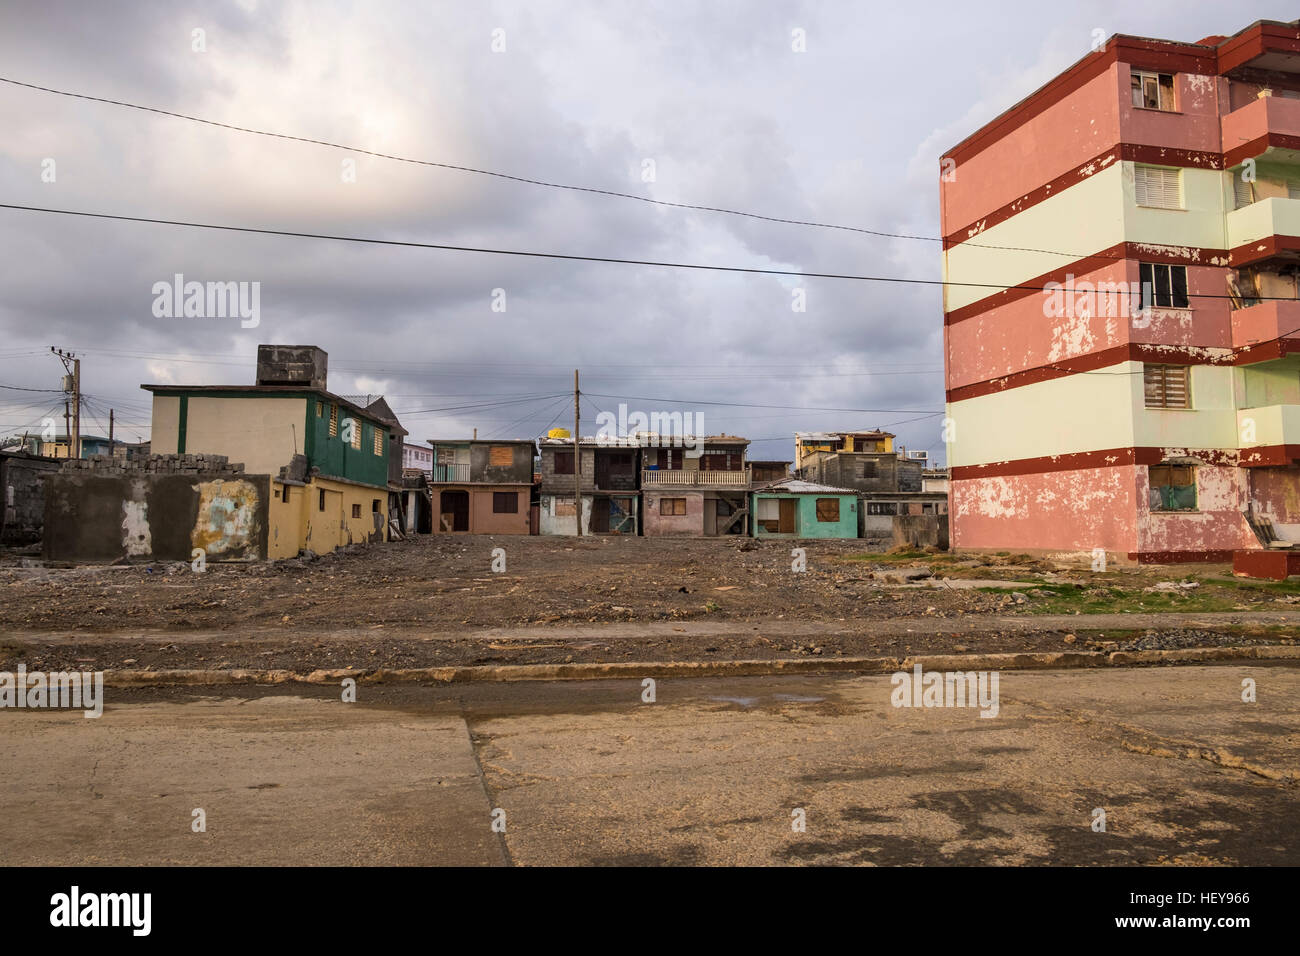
[708,694,826,709]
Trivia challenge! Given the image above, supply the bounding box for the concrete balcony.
[641,467,751,488]
[1231,300,1300,352]
[1222,95,1300,162]
[1226,197,1300,264]
[1238,404,1300,465]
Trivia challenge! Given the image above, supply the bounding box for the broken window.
[493,492,519,513]
[815,498,840,522]
[1144,364,1190,408]
[1139,262,1189,309]
[553,451,575,474]
[1134,165,1182,209]
[659,497,687,516]
[1131,70,1175,111]
[1149,463,1197,511]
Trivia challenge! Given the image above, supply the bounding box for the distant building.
[751,479,859,539]
[402,442,434,474]
[425,439,536,534]
[796,430,922,493]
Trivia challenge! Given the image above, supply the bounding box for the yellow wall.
[181,396,306,475]
[300,477,388,554]
[268,481,307,560]
[151,396,181,454]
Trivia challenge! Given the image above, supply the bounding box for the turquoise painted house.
[751,479,859,539]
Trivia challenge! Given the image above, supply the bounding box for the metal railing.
[641,467,750,487]
[430,462,470,482]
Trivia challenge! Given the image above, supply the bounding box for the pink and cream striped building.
[941,19,1300,566]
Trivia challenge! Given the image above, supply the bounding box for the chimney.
[255,345,328,390]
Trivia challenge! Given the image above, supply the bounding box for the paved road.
[2,664,1296,865]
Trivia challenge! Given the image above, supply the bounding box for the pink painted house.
[941,19,1300,566]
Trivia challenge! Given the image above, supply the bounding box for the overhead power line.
[0,202,1285,303]
[0,75,1185,264]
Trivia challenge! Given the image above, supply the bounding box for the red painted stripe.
[951,446,1241,480]
[1131,549,1236,564]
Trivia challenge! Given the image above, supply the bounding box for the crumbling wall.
[43,454,268,563]
[1,454,60,546]
[892,514,950,551]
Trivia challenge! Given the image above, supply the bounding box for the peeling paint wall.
[43,473,270,563]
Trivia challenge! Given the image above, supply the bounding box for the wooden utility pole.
[109,408,115,453]
[63,400,70,458]
[51,348,80,459]
[574,369,582,536]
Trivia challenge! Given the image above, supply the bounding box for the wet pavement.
[2,664,1296,865]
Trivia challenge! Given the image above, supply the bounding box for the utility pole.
[51,347,80,459]
[574,369,582,536]
[109,408,115,454]
[63,400,70,459]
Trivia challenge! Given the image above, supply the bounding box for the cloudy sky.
[0,0,1291,464]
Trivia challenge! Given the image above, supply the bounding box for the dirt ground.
[3,535,1300,673]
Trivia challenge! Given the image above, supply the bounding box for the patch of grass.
[991,582,1266,615]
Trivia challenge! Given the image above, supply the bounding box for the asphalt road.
[2,664,1296,866]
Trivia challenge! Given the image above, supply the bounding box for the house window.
[554,451,575,474]
[319,489,327,511]
[1234,174,1255,209]
[372,499,381,512]
[351,503,361,518]
[328,404,338,437]
[1149,463,1197,511]
[700,449,741,470]
[489,445,513,467]
[493,491,519,513]
[867,502,898,515]
[316,403,323,418]
[1144,364,1190,408]
[1139,262,1189,309]
[351,420,362,450]
[660,497,687,516]
[1134,165,1182,209]
[860,460,877,479]
[815,498,840,522]
[653,448,682,470]
[1131,70,1175,111]
[374,429,384,456]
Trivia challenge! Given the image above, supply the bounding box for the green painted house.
[751,479,859,539]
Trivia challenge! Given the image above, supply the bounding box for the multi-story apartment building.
[941,20,1300,565]
[425,439,536,534]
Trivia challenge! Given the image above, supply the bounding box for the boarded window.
[1139,262,1189,309]
[1134,165,1181,209]
[489,445,513,467]
[351,503,361,518]
[660,497,687,516]
[553,451,575,474]
[815,498,840,522]
[1144,365,1190,408]
[329,404,338,437]
[1149,463,1197,511]
[493,492,519,514]
[1131,70,1175,111]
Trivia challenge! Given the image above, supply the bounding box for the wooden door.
[778,497,797,534]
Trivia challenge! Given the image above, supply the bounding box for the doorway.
[439,490,470,532]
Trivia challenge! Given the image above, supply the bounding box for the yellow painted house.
[144,345,396,559]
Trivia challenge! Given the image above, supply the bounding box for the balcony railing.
[641,467,751,487]
[1231,299,1300,352]
[1226,197,1300,262]
[1222,95,1300,161]
[430,462,470,482]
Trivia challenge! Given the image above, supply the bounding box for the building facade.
[751,479,859,539]
[942,20,1300,562]
[143,345,395,558]
[426,439,535,534]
